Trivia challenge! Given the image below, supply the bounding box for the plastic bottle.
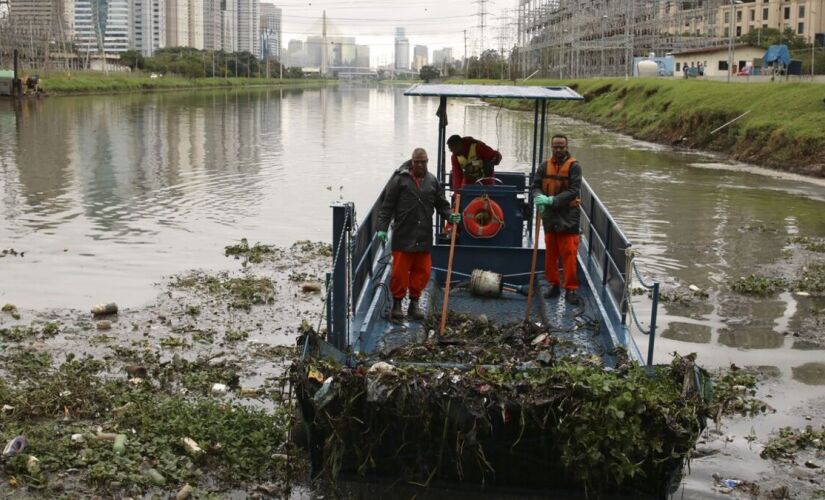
[113,434,127,454]
[91,302,118,316]
[145,468,167,486]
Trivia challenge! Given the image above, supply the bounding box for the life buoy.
[463,195,505,238]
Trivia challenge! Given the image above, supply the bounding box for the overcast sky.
[270,0,517,67]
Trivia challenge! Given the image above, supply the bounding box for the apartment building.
[133,0,166,56]
[237,0,260,56]
[166,0,203,49]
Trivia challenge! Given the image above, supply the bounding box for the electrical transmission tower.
[475,0,488,55]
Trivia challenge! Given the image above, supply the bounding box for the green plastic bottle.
[112,434,127,455]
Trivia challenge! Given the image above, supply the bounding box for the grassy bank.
[474,78,825,176]
[39,72,336,95]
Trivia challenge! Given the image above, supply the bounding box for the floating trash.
[3,436,27,457]
[91,302,118,316]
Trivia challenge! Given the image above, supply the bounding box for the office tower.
[74,0,130,54]
[413,44,427,70]
[394,27,409,70]
[259,2,280,60]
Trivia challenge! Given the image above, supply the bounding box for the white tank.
[637,59,659,77]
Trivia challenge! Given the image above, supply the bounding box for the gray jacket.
[377,161,452,252]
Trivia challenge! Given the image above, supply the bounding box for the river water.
[2,84,825,495]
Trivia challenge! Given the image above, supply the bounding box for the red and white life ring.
[462,195,505,238]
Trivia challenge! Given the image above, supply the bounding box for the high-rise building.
[204,0,236,52]
[331,36,355,66]
[394,27,409,70]
[9,0,73,42]
[285,39,304,67]
[133,0,166,56]
[259,2,281,60]
[413,44,427,70]
[355,44,369,68]
[74,0,131,54]
[237,0,260,56]
[432,47,453,65]
[305,35,323,67]
[166,0,203,49]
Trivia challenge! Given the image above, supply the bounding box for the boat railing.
[578,178,660,366]
[326,174,396,352]
[629,258,660,367]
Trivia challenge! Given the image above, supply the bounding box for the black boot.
[408,299,425,320]
[544,284,561,299]
[390,299,405,320]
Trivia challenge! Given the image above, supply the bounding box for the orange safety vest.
[542,156,581,208]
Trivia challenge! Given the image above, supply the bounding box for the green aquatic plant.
[797,262,825,293]
[225,329,249,342]
[171,272,275,310]
[291,240,332,257]
[788,236,825,253]
[761,426,825,461]
[295,323,712,497]
[730,274,787,296]
[0,352,295,494]
[224,238,276,265]
[709,369,773,419]
[0,321,61,341]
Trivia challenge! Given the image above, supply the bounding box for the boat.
[293,84,708,498]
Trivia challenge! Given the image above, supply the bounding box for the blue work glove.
[376,231,388,243]
[448,213,461,224]
[534,194,555,206]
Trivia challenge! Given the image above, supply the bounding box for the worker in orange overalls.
[447,135,502,190]
[376,148,461,320]
[532,134,582,304]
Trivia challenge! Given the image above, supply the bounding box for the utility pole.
[321,10,328,76]
[463,29,468,76]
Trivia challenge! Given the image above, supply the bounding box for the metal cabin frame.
[322,84,660,367]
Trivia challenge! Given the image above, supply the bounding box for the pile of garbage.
[294,314,712,497]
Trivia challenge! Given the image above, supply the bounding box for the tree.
[120,49,144,70]
[740,27,807,50]
[419,65,440,82]
[287,67,304,78]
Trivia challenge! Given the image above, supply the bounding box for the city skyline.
[1,0,506,70]
[277,0,507,68]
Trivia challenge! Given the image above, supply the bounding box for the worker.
[532,134,582,304]
[376,148,461,320]
[446,135,502,190]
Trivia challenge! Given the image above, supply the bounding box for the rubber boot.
[390,299,405,320]
[544,284,561,299]
[408,299,425,320]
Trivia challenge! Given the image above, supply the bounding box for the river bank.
[475,78,825,177]
[31,72,337,96]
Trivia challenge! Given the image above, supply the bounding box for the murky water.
[2,84,825,496]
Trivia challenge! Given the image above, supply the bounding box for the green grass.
[461,78,825,175]
[40,71,336,94]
